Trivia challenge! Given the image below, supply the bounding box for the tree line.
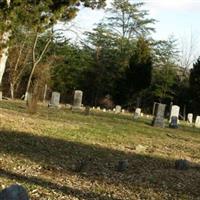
[0,0,200,115]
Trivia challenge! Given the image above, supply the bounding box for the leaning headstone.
[50,92,60,107]
[195,116,200,128]
[115,105,121,114]
[152,103,166,127]
[175,159,189,170]
[73,90,83,109]
[0,184,29,200]
[116,160,129,172]
[134,108,141,119]
[169,116,178,128]
[187,113,193,124]
[169,105,180,123]
[0,91,2,101]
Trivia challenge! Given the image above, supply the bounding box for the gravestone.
[0,91,2,100]
[152,103,166,127]
[195,116,200,128]
[115,105,121,114]
[169,116,178,128]
[0,184,29,200]
[73,90,83,109]
[175,159,189,170]
[169,105,180,123]
[116,160,129,172]
[50,92,60,107]
[187,113,193,124]
[134,108,141,119]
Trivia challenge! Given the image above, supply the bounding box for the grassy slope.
[0,100,200,200]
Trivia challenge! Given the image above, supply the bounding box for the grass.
[0,100,200,199]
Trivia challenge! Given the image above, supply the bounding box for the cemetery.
[0,99,200,199]
[1,0,200,199]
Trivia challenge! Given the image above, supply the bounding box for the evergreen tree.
[189,57,200,114]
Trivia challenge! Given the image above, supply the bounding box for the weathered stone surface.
[116,160,129,172]
[195,116,200,128]
[50,92,60,107]
[115,105,121,114]
[73,90,83,108]
[187,113,193,124]
[0,184,29,200]
[152,103,166,127]
[175,159,189,170]
[134,108,141,119]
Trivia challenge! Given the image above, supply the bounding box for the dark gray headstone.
[116,160,129,172]
[175,159,189,170]
[152,103,166,127]
[0,184,29,200]
[169,116,178,128]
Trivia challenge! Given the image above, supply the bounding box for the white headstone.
[103,108,106,112]
[187,113,193,124]
[134,108,141,119]
[122,109,125,113]
[115,105,121,114]
[195,116,200,128]
[170,105,180,122]
[73,90,83,108]
[50,92,60,107]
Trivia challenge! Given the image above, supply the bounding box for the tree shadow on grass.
[0,168,120,200]
[0,129,200,199]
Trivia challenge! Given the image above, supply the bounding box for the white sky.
[57,0,200,58]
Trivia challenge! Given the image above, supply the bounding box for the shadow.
[0,129,200,199]
[0,168,119,200]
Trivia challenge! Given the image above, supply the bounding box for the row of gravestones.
[152,103,200,128]
[49,90,83,109]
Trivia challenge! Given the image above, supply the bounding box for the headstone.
[187,113,193,124]
[0,91,2,100]
[50,92,60,107]
[122,109,125,113]
[169,105,180,123]
[115,105,121,114]
[175,159,189,170]
[169,116,178,128]
[0,184,29,200]
[195,116,200,128]
[97,106,101,111]
[116,160,129,172]
[134,108,141,119]
[103,108,106,112]
[152,103,166,127]
[73,90,83,109]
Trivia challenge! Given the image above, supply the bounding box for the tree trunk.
[0,0,11,85]
[0,46,9,86]
[10,82,14,99]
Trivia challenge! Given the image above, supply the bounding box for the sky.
[58,0,200,57]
